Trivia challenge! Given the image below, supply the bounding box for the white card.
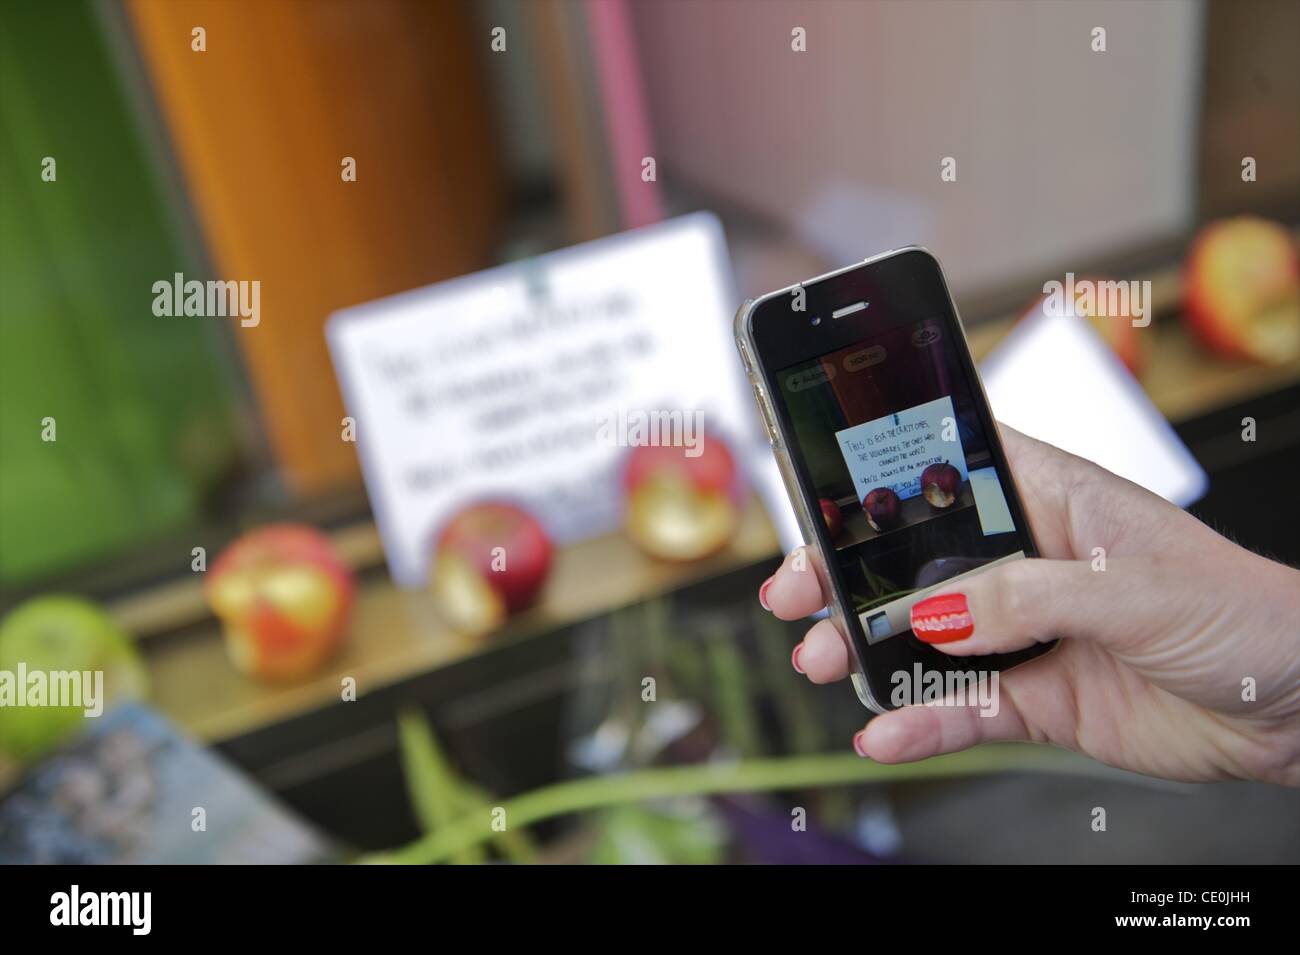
[326,213,787,587]
[834,396,968,503]
[979,303,1207,507]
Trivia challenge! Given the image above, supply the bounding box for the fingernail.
[910,592,974,644]
[852,730,869,758]
[758,576,774,612]
[791,643,805,673]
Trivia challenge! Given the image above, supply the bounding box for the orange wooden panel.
[126,0,505,495]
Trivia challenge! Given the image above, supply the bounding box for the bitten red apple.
[921,462,962,508]
[430,501,553,635]
[1184,217,1300,364]
[623,433,746,561]
[206,524,355,681]
[819,497,844,538]
[863,487,901,532]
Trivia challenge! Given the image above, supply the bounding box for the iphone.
[735,248,1054,712]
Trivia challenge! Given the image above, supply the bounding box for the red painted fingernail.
[791,643,805,673]
[910,592,974,644]
[758,576,774,611]
[852,731,869,758]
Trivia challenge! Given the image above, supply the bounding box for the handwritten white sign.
[835,396,968,502]
[326,214,782,587]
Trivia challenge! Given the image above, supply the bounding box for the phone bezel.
[739,247,1051,712]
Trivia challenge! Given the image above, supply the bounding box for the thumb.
[909,556,1167,658]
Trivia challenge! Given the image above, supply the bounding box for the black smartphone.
[735,247,1054,712]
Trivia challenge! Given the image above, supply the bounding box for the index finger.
[761,546,829,620]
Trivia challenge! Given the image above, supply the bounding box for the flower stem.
[363,744,1107,865]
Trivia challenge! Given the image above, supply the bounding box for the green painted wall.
[0,1,238,586]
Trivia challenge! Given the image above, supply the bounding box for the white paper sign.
[835,396,968,502]
[980,303,1207,507]
[326,213,782,587]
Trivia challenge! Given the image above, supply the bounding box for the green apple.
[0,595,148,762]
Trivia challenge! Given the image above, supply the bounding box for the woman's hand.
[761,426,1300,785]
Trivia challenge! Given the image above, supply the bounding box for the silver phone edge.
[732,246,932,714]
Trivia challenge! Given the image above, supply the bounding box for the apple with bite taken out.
[1184,217,1300,364]
[921,462,962,509]
[863,487,901,533]
[206,524,355,681]
[430,501,553,635]
[623,432,746,561]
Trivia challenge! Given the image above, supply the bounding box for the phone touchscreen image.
[774,315,1026,647]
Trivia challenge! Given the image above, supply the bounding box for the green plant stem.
[457,782,539,863]
[397,709,484,864]
[363,744,1112,865]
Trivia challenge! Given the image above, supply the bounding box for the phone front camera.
[811,316,822,326]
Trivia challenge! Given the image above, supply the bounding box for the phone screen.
[775,321,1025,639]
[750,250,1047,706]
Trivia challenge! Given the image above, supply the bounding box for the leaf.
[396,708,484,864]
